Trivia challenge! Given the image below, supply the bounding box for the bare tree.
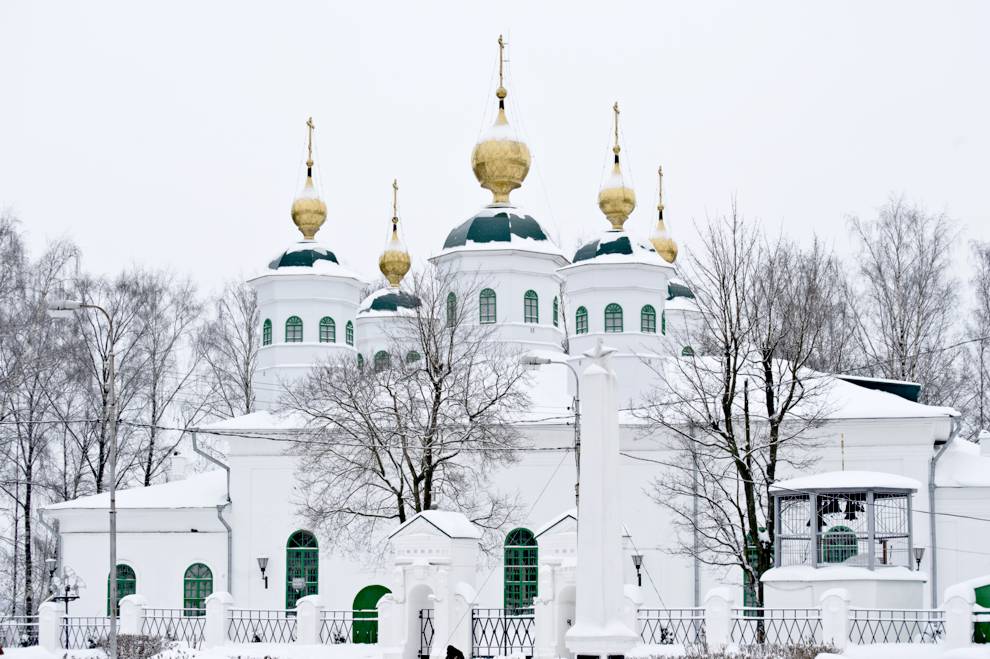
[196,280,259,419]
[848,197,960,404]
[283,268,530,554]
[966,241,990,433]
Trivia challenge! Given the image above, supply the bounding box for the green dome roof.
[443,207,557,252]
[667,281,695,300]
[573,231,661,264]
[359,289,421,314]
[269,243,339,270]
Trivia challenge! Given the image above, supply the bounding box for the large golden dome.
[598,102,636,230]
[649,166,678,263]
[291,117,327,240]
[379,179,411,287]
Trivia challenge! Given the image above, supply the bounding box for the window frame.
[182,563,213,614]
[479,288,497,324]
[285,530,319,609]
[604,303,623,333]
[523,290,539,324]
[641,304,657,333]
[319,316,336,343]
[503,528,538,612]
[262,319,272,346]
[345,321,354,346]
[575,306,588,334]
[373,350,391,372]
[285,316,303,343]
[552,297,559,327]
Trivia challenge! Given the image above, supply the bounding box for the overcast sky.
[2,1,988,293]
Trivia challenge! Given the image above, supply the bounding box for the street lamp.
[519,353,581,511]
[49,565,85,650]
[47,298,118,659]
[913,546,926,571]
[631,554,644,587]
[256,556,269,589]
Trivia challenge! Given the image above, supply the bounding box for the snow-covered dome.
[441,205,563,257]
[573,229,667,265]
[269,241,339,269]
[358,288,420,316]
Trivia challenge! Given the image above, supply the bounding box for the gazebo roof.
[771,470,920,494]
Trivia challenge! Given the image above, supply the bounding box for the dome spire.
[471,34,532,206]
[379,178,411,287]
[290,116,328,240]
[650,165,678,263]
[598,102,636,230]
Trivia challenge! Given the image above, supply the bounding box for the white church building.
[42,42,990,648]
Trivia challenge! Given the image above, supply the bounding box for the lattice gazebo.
[771,471,920,570]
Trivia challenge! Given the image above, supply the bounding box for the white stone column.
[943,588,975,650]
[565,343,638,658]
[533,561,559,659]
[703,587,735,650]
[119,594,147,636]
[38,601,62,652]
[295,594,325,645]
[204,591,233,648]
[377,593,405,659]
[819,588,849,651]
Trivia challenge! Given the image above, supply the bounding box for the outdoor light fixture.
[913,546,926,571]
[49,565,84,649]
[46,557,57,578]
[256,556,269,589]
[631,553,644,587]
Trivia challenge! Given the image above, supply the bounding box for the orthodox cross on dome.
[305,116,315,170]
[612,102,621,159]
[497,34,508,100]
[657,166,664,220]
[391,178,399,231]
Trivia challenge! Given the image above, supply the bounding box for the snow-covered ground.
[0,644,385,659]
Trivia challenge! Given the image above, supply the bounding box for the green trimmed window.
[374,350,391,372]
[357,353,364,368]
[286,531,319,609]
[820,525,858,564]
[319,317,335,343]
[346,321,354,346]
[285,316,303,343]
[406,350,421,364]
[604,303,623,333]
[641,305,656,333]
[524,290,539,323]
[446,292,457,326]
[575,306,588,334]
[552,297,559,327]
[183,563,212,614]
[262,319,272,346]
[661,310,667,335]
[504,528,538,612]
[682,346,695,357]
[107,564,136,615]
[479,288,497,324]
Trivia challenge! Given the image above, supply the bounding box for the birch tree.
[196,280,259,419]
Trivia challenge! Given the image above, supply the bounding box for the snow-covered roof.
[46,470,227,511]
[568,229,672,267]
[249,240,364,282]
[935,438,990,487]
[358,287,420,317]
[771,470,921,493]
[388,510,481,539]
[535,508,577,537]
[438,205,565,258]
[199,410,307,432]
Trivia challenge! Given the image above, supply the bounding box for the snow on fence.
[471,607,535,659]
[847,608,944,644]
[0,615,39,647]
[63,616,110,649]
[141,608,206,648]
[637,607,705,646]
[729,608,823,646]
[319,609,379,644]
[227,608,297,643]
[419,608,434,658]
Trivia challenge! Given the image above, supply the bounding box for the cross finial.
[391,178,399,228]
[498,34,506,89]
[657,165,664,216]
[612,102,621,156]
[305,116,315,169]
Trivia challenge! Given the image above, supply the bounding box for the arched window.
[681,346,695,357]
[183,563,212,614]
[319,317,335,343]
[406,351,421,364]
[552,297,559,327]
[345,321,354,346]
[352,585,391,644]
[523,290,539,324]
[479,288,497,324]
[446,292,457,326]
[107,564,136,615]
[661,310,667,335]
[641,305,657,333]
[286,531,319,609]
[820,525,859,564]
[262,319,272,346]
[357,353,365,368]
[285,316,303,343]
[374,351,391,372]
[604,303,623,333]
[575,306,588,335]
[504,528,538,612]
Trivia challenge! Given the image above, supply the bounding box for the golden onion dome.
[291,117,327,240]
[650,166,678,263]
[379,179,411,287]
[598,102,636,230]
[471,35,531,205]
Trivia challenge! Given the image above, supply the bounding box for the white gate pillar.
[204,591,233,648]
[943,588,975,649]
[703,587,735,650]
[295,594,325,644]
[819,588,849,651]
[38,601,62,652]
[119,594,147,635]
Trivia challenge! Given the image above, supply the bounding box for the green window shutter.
[262,319,272,346]
[346,321,354,346]
[524,290,539,323]
[183,563,213,614]
[479,289,497,324]
[285,316,303,343]
[319,317,335,343]
[604,303,623,333]
[446,292,457,326]
[286,531,319,609]
[552,297,559,327]
[504,528,538,612]
[641,305,656,333]
[107,564,136,615]
[575,306,588,334]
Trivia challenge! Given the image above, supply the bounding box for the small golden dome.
[598,102,635,230]
[649,166,678,263]
[290,117,327,240]
[379,179,411,287]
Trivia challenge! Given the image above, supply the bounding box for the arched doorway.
[352,584,391,643]
[285,530,319,608]
[504,528,538,611]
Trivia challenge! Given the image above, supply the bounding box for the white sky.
[2,1,989,293]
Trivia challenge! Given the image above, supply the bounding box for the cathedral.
[42,37,990,641]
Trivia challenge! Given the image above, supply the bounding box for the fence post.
[819,588,849,651]
[204,591,233,649]
[295,594,324,644]
[119,594,147,635]
[703,587,735,650]
[942,588,975,649]
[38,601,62,652]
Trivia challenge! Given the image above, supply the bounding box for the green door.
[352,585,391,643]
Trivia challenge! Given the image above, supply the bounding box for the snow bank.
[823,643,990,658]
[0,645,386,659]
[762,565,925,583]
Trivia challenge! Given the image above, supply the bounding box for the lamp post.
[47,298,117,659]
[913,546,926,571]
[257,556,269,589]
[519,353,581,511]
[631,554,643,587]
[49,565,84,650]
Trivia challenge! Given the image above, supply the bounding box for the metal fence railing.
[0,616,39,647]
[730,608,823,646]
[227,609,297,643]
[63,616,111,649]
[141,608,206,648]
[319,609,379,644]
[419,609,434,659]
[638,608,705,646]
[848,608,944,644]
[471,608,534,659]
